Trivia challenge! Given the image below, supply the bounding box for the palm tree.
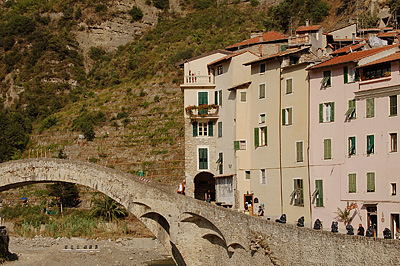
[335,207,351,225]
[90,195,128,221]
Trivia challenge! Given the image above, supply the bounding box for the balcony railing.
[184,75,213,85]
[185,104,219,118]
[288,35,310,46]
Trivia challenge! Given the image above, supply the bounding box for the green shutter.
[296,142,303,162]
[319,104,323,123]
[199,148,208,169]
[288,108,293,125]
[215,91,218,105]
[330,102,335,122]
[282,109,286,125]
[355,69,360,81]
[324,139,331,159]
[208,121,213,136]
[254,128,259,147]
[316,180,323,207]
[390,95,397,116]
[349,137,356,155]
[367,135,374,154]
[349,174,356,193]
[264,126,267,146]
[234,141,240,150]
[193,122,198,137]
[286,79,293,94]
[367,172,375,192]
[219,90,222,106]
[344,66,348,84]
[219,153,223,174]
[198,92,208,105]
[366,98,374,118]
[281,45,288,52]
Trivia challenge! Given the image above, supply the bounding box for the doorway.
[244,194,253,215]
[391,214,399,239]
[366,205,378,237]
[194,172,215,201]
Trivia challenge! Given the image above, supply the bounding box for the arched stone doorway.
[194,172,215,201]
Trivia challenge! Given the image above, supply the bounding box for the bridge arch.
[0,159,257,266]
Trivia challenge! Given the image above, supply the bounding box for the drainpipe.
[306,69,313,227]
[279,62,284,215]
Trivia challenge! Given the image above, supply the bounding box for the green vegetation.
[72,108,106,140]
[129,6,144,22]
[358,12,380,28]
[47,182,81,208]
[264,0,329,32]
[90,195,128,221]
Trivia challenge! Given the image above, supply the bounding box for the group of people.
[244,203,264,217]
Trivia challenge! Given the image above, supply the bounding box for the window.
[198,92,208,105]
[362,63,390,80]
[367,172,375,192]
[322,70,331,87]
[214,90,222,106]
[366,98,375,118]
[240,140,246,150]
[344,66,357,83]
[319,102,335,122]
[391,183,397,196]
[346,99,356,119]
[234,140,246,150]
[259,83,266,99]
[245,170,250,180]
[390,133,397,152]
[260,169,266,184]
[259,113,266,124]
[254,127,267,147]
[218,152,223,174]
[390,95,397,116]
[286,78,293,94]
[260,63,266,74]
[282,107,293,126]
[193,122,213,137]
[349,173,357,193]
[315,180,324,207]
[367,135,374,154]
[293,179,304,206]
[240,91,247,102]
[324,139,332,160]
[296,141,304,162]
[198,148,208,170]
[217,65,223,75]
[348,136,356,156]
[217,122,222,137]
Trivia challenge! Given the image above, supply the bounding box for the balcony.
[183,75,214,86]
[185,104,219,119]
[288,35,310,46]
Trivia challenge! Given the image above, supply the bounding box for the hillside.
[0,0,394,185]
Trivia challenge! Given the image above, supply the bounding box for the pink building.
[309,45,400,237]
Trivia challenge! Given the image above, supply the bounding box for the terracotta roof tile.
[295,25,322,33]
[208,50,259,66]
[175,49,232,66]
[309,44,398,70]
[243,47,309,65]
[330,42,366,55]
[358,52,400,68]
[226,31,287,49]
[378,31,398,38]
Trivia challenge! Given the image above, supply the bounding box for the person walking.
[205,190,211,203]
[257,206,264,217]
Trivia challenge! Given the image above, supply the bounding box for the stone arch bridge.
[0,159,398,266]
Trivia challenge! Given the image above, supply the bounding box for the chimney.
[259,35,263,42]
[251,31,263,40]
[352,33,356,44]
[306,19,310,27]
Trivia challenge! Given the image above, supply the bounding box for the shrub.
[95,4,107,13]
[90,195,128,221]
[89,47,106,61]
[129,6,143,22]
[47,182,81,208]
[250,0,259,7]
[153,0,169,10]
[40,116,57,132]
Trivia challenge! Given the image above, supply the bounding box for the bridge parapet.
[0,159,399,266]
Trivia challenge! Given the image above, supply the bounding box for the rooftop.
[309,44,398,70]
[226,31,287,49]
[358,51,400,68]
[330,42,367,55]
[208,50,259,66]
[295,25,322,33]
[243,47,309,65]
[175,49,232,66]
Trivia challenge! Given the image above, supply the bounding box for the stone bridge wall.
[0,159,398,266]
